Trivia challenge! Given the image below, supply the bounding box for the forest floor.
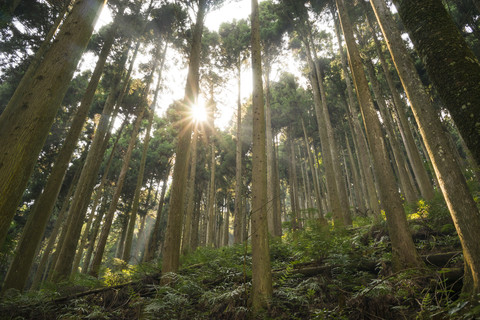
[1,193,480,319]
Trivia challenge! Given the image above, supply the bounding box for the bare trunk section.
[182,127,199,255]
[300,34,344,226]
[250,0,273,311]
[207,143,216,247]
[301,119,326,222]
[143,171,170,263]
[233,62,244,244]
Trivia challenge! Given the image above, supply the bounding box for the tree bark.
[0,0,106,248]
[393,0,480,165]
[233,61,244,245]
[250,0,273,311]
[181,126,199,255]
[336,0,422,270]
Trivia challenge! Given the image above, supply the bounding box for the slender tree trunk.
[161,0,205,278]
[332,10,380,216]
[75,118,126,273]
[301,119,324,219]
[115,213,130,259]
[345,132,365,213]
[272,137,283,234]
[301,37,344,226]
[89,106,146,277]
[51,40,136,282]
[300,146,313,211]
[190,189,202,251]
[233,62,244,244]
[360,2,435,201]
[0,0,106,248]
[123,45,164,262]
[143,172,169,262]
[207,143,216,247]
[264,64,278,236]
[336,0,422,270]
[82,193,108,273]
[371,0,480,293]
[250,0,272,311]
[393,0,480,165]
[30,166,79,290]
[360,52,417,204]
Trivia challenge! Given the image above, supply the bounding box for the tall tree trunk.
[51,40,137,282]
[82,192,108,273]
[360,2,435,201]
[0,0,106,248]
[306,23,351,226]
[190,189,203,251]
[393,0,480,165]
[223,205,230,247]
[122,44,164,262]
[207,143,216,247]
[332,10,380,216]
[264,64,279,236]
[371,0,480,293]
[301,119,325,219]
[30,165,79,290]
[233,61,244,244]
[336,0,422,270]
[161,0,205,278]
[345,132,365,213]
[182,126,199,255]
[300,146,313,211]
[5,60,113,288]
[360,51,417,204]
[143,171,170,262]
[250,0,272,311]
[272,137,283,234]
[89,106,146,277]
[302,40,344,226]
[75,118,126,273]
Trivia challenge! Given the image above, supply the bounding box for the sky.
[87,0,292,131]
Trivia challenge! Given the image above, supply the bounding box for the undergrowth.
[1,198,478,319]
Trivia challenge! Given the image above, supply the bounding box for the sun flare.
[191,102,208,122]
